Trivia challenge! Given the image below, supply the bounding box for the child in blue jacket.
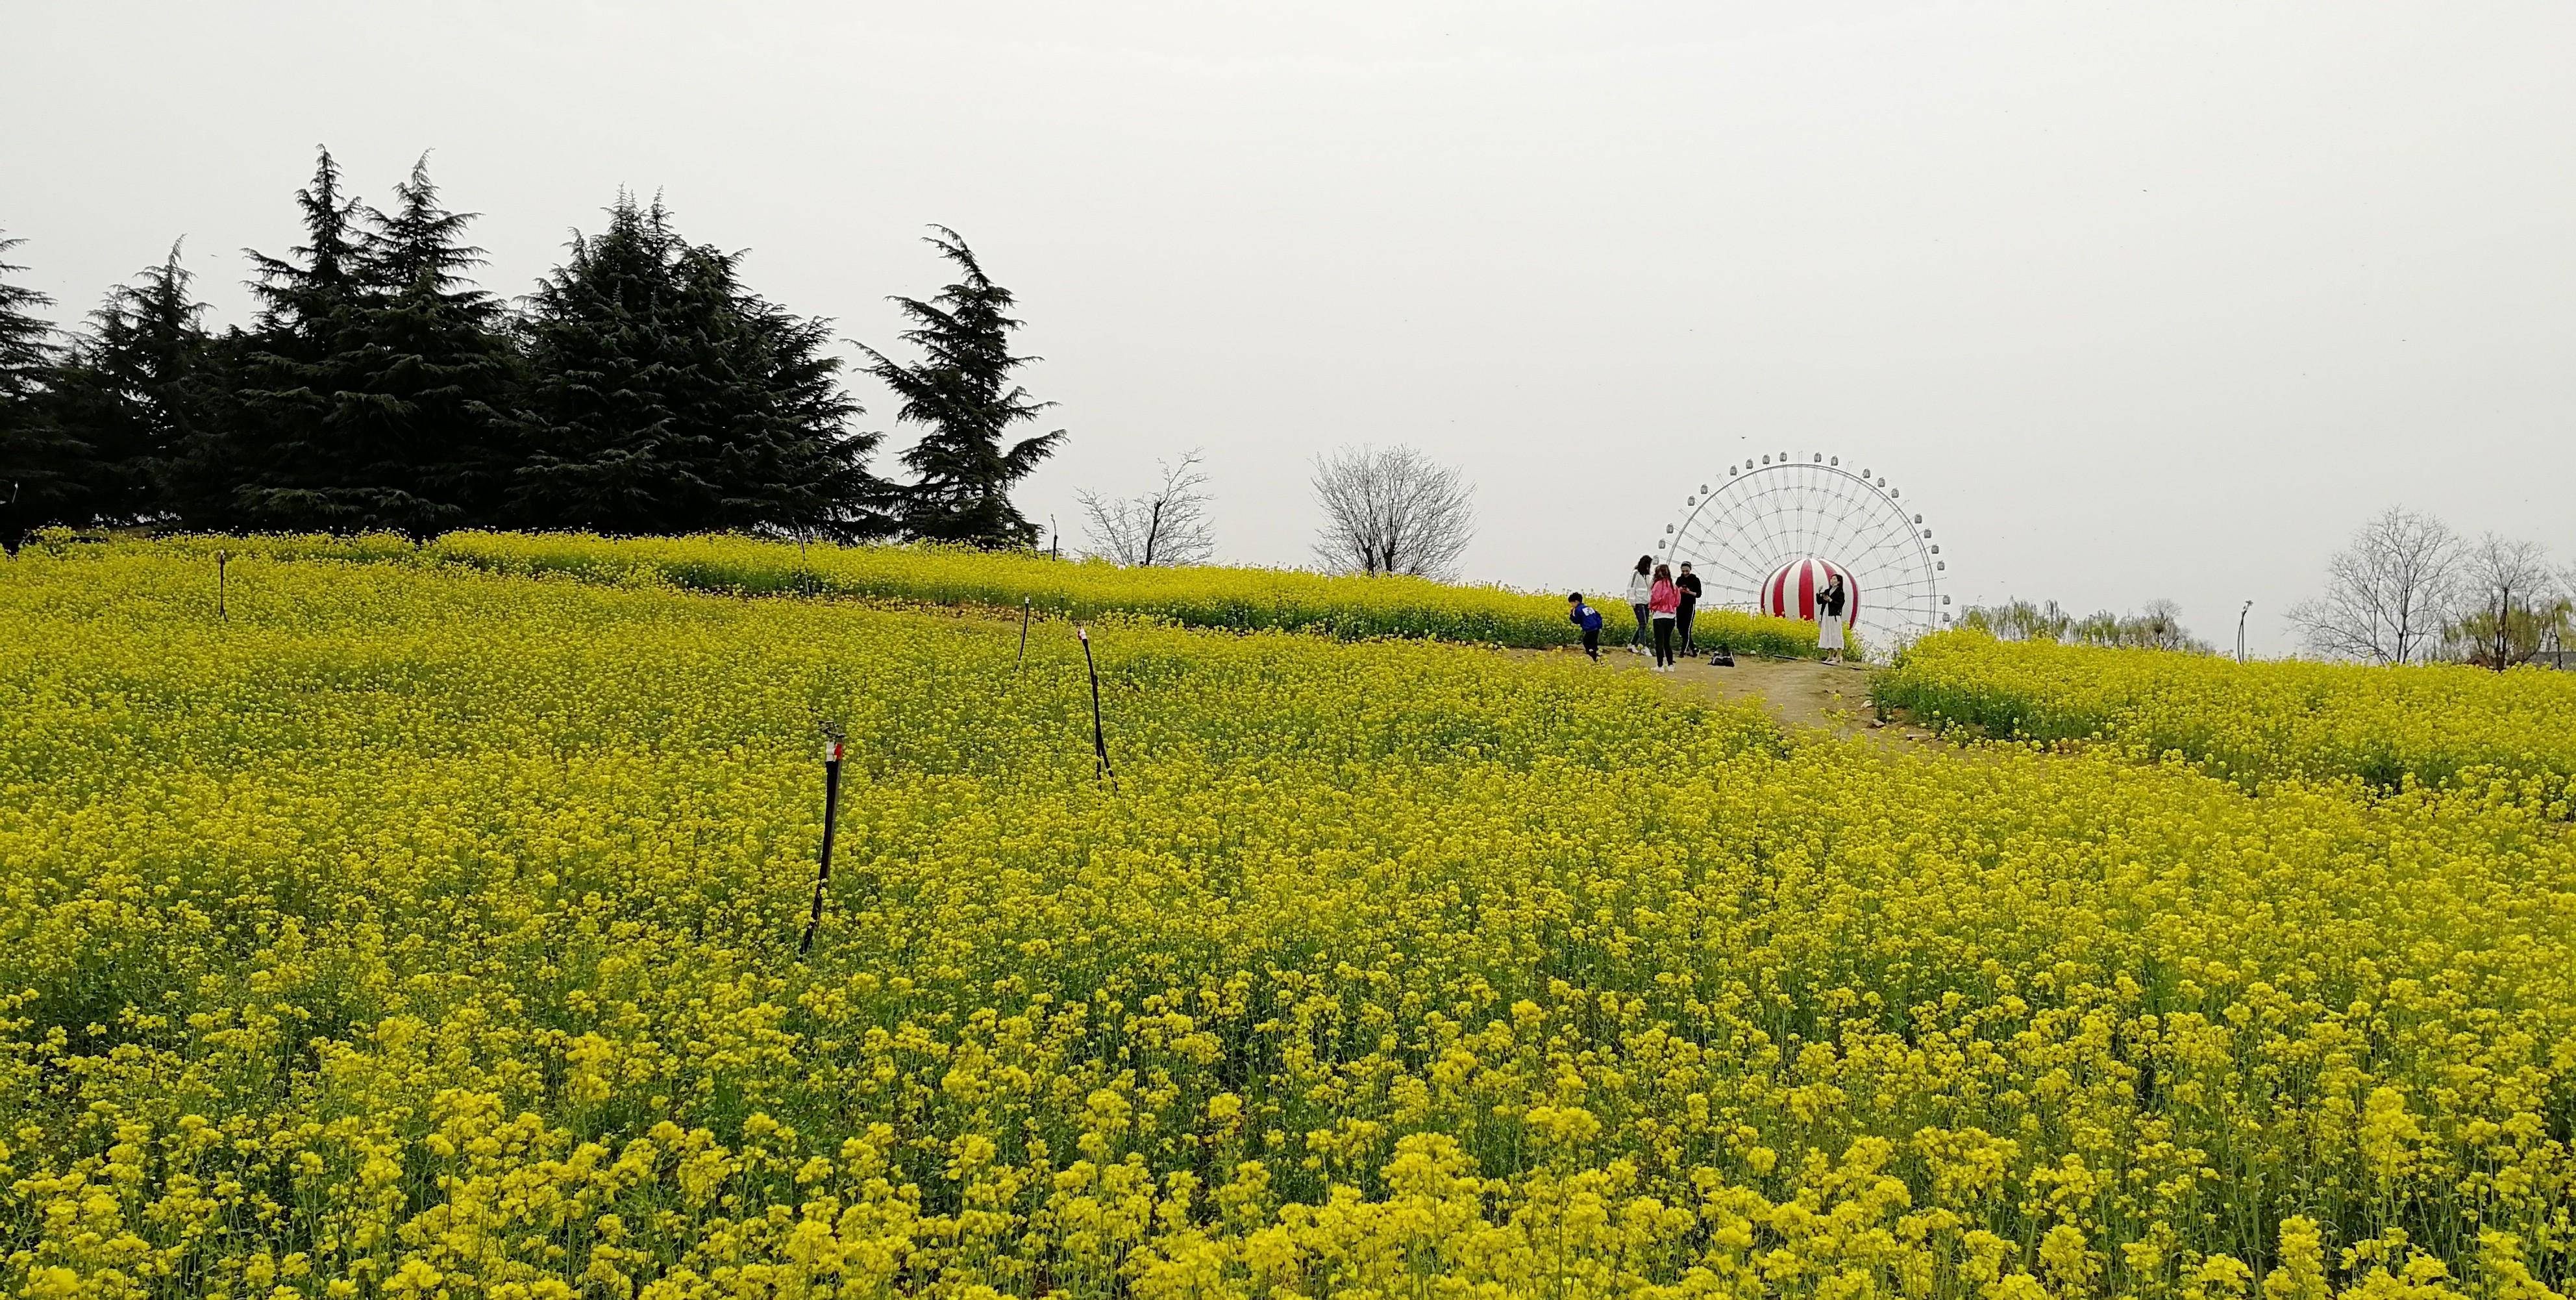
[1568,593,1605,660]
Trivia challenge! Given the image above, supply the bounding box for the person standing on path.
[1674,562,1703,656]
[1817,571,1848,665]
[1648,563,1681,670]
[1624,556,1654,653]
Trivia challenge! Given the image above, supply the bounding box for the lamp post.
[2236,600,2253,664]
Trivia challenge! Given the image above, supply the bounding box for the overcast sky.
[8,1,2570,651]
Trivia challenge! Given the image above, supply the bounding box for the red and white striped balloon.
[1760,557,1859,625]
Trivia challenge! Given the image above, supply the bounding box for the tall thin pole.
[1017,597,1032,670]
[1079,625,1114,785]
[217,550,230,621]
[799,727,846,957]
[2236,600,2251,663]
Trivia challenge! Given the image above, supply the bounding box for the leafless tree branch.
[2443,533,2562,666]
[1309,444,1476,578]
[1076,449,1216,567]
[2288,506,2461,664]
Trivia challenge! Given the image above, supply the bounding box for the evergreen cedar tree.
[42,244,225,530]
[513,194,888,540]
[225,152,525,539]
[3,149,1059,549]
[861,226,1065,549]
[0,230,73,553]
[344,159,521,533]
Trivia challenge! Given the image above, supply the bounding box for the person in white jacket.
[1624,555,1654,653]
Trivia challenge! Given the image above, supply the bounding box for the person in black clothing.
[1674,562,1703,656]
[1817,571,1849,664]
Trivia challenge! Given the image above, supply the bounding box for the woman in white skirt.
[1816,573,1848,664]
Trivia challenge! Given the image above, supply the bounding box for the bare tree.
[1959,598,2074,642]
[2289,506,2461,664]
[2127,598,2209,652]
[1959,596,2208,651]
[2444,534,2560,668]
[2458,534,2555,615]
[1076,449,1216,567]
[1309,444,1476,577]
[2547,570,2576,666]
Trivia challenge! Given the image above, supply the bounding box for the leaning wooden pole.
[1080,625,1115,785]
[798,726,846,956]
[1017,597,1032,671]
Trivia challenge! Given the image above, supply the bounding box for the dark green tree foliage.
[230,149,517,538]
[43,244,219,526]
[227,148,373,531]
[514,195,884,536]
[0,229,76,551]
[354,158,523,527]
[862,227,1063,547]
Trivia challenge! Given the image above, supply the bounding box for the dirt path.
[1511,645,1941,749]
[943,601,1937,751]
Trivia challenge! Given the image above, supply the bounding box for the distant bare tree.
[2128,598,2207,652]
[1959,596,2208,651]
[1076,449,1215,567]
[2290,506,2461,664]
[2561,561,2576,656]
[1959,598,2074,642]
[1310,444,1476,577]
[2545,578,2576,664]
[2458,534,2555,616]
[2444,534,2560,668]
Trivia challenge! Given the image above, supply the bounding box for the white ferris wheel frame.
[1657,452,1951,651]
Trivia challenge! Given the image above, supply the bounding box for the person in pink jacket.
[1647,563,1681,670]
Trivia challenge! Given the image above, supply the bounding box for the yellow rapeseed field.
[98,531,1835,659]
[3,543,2571,1299]
[1872,631,2576,813]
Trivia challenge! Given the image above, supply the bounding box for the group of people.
[1566,555,1849,669]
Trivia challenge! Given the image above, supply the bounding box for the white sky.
[7,1,2571,653]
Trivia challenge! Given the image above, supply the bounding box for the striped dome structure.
[1760,556,1858,626]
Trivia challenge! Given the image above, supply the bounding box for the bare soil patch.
[1513,645,1941,749]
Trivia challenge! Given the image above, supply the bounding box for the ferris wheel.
[1657,451,1951,653]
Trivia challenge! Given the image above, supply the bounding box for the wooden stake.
[798,725,846,956]
[1080,625,1114,785]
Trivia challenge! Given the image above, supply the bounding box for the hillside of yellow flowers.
[70,529,1832,659]
[1872,631,2576,814]
[3,543,2572,1299]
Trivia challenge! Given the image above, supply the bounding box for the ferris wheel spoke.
[1844,525,1916,575]
[1842,497,1918,571]
[1820,471,1884,558]
[1672,495,1766,579]
[1695,523,1776,598]
[1796,466,1835,558]
[1679,542,1765,594]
